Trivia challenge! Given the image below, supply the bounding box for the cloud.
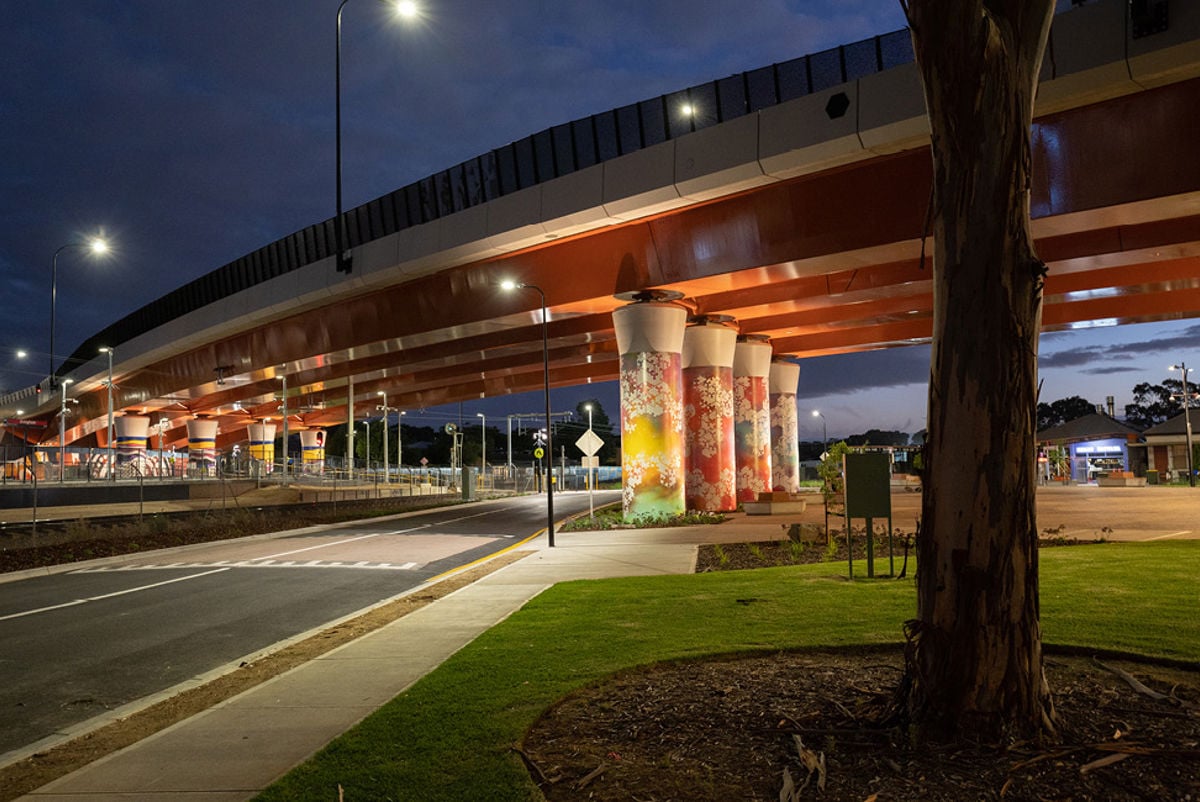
[1082,365,1143,375]
[1040,323,1200,372]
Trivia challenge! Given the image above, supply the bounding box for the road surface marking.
[1,567,232,622]
[248,525,431,562]
[70,561,421,573]
[1148,530,1193,540]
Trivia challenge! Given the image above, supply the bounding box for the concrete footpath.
[15,520,779,801]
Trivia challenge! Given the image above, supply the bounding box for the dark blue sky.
[1,0,1188,439]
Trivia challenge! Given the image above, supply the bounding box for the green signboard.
[844,452,892,518]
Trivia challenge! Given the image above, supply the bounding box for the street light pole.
[100,346,115,482]
[158,417,168,480]
[335,1,419,274]
[58,378,74,483]
[362,418,370,474]
[500,280,554,547]
[585,402,594,518]
[506,414,514,474]
[376,390,396,484]
[397,410,405,471]
[1170,363,1195,487]
[476,412,486,473]
[49,238,108,389]
[278,373,289,483]
[812,409,827,455]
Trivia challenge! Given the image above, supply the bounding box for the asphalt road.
[883,484,1200,541]
[0,491,615,758]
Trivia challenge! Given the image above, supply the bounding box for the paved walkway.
[13,518,772,801]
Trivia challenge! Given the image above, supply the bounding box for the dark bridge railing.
[64,29,917,377]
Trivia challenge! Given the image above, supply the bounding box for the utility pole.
[1170,362,1196,487]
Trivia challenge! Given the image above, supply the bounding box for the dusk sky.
[2,0,1189,442]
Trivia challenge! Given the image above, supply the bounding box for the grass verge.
[256,541,1200,801]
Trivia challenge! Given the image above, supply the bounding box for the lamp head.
[499,279,521,291]
[89,237,109,255]
[394,0,419,18]
[98,346,110,354]
[16,349,26,359]
[811,409,820,417]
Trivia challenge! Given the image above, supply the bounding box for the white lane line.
[1148,530,1193,541]
[434,510,495,526]
[0,567,232,622]
[246,525,431,562]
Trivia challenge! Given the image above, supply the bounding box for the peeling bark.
[900,0,1058,742]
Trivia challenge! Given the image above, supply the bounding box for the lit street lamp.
[812,409,827,456]
[99,346,115,481]
[1169,363,1196,487]
[49,237,108,389]
[335,0,420,273]
[500,279,554,547]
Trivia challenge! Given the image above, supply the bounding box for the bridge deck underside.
[26,78,1200,450]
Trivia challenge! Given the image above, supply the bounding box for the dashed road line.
[72,560,421,573]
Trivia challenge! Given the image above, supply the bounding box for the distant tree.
[798,440,825,461]
[1124,380,1183,430]
[1036,396,1096,431]
[845,429,910,447]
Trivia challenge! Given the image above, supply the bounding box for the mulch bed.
[522,650,1200,801]
[521,536,1199,801]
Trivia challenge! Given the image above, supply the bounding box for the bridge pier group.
[613,295,802,519]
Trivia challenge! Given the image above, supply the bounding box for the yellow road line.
[427,528,545,582]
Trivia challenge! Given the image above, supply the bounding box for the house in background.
[1136,410,1200,482]
[1037,412,1143,484]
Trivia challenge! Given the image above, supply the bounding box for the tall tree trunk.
[901,0,1057,742]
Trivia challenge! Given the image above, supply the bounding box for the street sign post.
[574,430,605,518]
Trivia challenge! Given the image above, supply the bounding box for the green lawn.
[256,541,1200,802]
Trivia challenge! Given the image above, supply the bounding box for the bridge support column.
[301,430,326,475]
[613,294,687,519]
[733,335,773,502]
[769,359,801,493]
[682,317,738,512]
[186,418,218,476]
[115,416,150,477]
[248,422,276,474]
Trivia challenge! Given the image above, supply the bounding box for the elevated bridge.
[2,0,1199,457]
